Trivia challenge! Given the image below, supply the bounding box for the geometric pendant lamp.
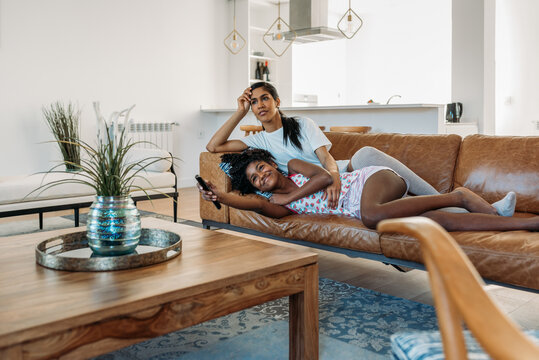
[263,1,296,57]
[337,0,363,39]
[224,0,246,54]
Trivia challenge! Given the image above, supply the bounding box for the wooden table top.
[0,218,318,349]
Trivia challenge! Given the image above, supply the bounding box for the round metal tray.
[35,228,182,272]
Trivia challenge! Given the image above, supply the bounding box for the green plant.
[32,102,175,197]
[42,101,81,171]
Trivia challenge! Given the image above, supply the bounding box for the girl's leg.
[348,146,516,216]
[348,146,439,195]
[421,210,539,232]
[359,170,497,229]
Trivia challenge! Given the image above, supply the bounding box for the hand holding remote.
[195,175,221,210]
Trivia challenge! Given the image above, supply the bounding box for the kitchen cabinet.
[444,122,478,137]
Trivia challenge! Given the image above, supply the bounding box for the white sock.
[492,191,516,217]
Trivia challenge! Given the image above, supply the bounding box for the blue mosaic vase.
[87,196,141,256]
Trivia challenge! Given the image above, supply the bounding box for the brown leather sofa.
[199,133,539,290]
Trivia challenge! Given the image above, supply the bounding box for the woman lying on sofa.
[206,81,515,215]
[198,149,538,232]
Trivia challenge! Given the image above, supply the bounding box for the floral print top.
[284,171,361,216]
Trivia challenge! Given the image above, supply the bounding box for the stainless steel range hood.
[286,0,344,43]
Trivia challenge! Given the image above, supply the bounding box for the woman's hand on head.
[269,193,291,206]
[197,181,220,202]
[237,87,252,115]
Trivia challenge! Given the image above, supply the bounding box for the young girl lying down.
[197,149,538,232]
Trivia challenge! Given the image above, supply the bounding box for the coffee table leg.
[289,263,319,360]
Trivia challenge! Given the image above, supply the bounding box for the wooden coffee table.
[0,218,318,359]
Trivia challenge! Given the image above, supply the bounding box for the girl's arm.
[314,146,342,209]
[298,118,341,209]
[197,179,293,218]
[206,87,252,153]
[270,159,333,205]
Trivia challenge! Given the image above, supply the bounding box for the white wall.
[451,0,485,131]
[483,0,495,135]
[292,0,452,106]
[291,40,347,105]
[495,0,539,136]
[0,0,228,187]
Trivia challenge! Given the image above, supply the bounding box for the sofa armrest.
[199,152,231,224]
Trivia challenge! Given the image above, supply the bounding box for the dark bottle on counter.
[263,61,270,82]
[255,61,261,80]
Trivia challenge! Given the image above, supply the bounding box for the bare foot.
[453,187,497,215]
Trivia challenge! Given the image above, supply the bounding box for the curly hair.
[221,148,277,195]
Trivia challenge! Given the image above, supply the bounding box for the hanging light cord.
[278,1,281,27]
[233,0,236,30]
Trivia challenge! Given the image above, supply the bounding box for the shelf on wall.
[249,26,267,33]
[249,79,275,84]
[250,55,277,61]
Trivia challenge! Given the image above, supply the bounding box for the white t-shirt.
[241,117,332,173]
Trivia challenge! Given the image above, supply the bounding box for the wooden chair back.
[377,217,539,360]
[240,125,326,136]
[329,126,371,133]
[239,125,263,136]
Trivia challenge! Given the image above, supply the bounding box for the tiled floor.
[3,187,538,330]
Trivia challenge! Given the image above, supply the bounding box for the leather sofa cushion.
[229,206,382,254]
[380,216,539,290]
[325,133,462,194]
[454,135,539,214]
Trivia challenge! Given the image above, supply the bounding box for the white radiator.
[119,122,179,154]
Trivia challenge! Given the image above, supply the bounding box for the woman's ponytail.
[280,110,303,151]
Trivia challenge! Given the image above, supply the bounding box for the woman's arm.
[314,146,342,209]
[270,159,333,205]
[197,179,292,218]
[206,87,252,153]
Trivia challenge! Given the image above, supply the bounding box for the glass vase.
[87,195,141,256]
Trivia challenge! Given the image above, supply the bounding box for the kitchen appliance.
[285,0,345,43]
[446,102,463,123]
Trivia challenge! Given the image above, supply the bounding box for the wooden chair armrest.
[378,217,539,360]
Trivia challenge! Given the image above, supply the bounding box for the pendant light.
[337,0,363,39]
[263,1,296,57]
[224,0,246,54]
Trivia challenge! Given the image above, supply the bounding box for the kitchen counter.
[200,103,443,113]
[200,104,447,135]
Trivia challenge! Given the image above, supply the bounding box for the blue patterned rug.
[95,278,438,359]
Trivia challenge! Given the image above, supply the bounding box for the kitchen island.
[201,104,446,135]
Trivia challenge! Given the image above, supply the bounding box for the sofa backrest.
[454,135,539,214]
[325,132,462,194]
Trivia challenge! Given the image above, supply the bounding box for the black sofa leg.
[74,208,80,227]
[39,212,43,230]
[173,193,178,223]
[172,192,178,222]
[383,262,413,273]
